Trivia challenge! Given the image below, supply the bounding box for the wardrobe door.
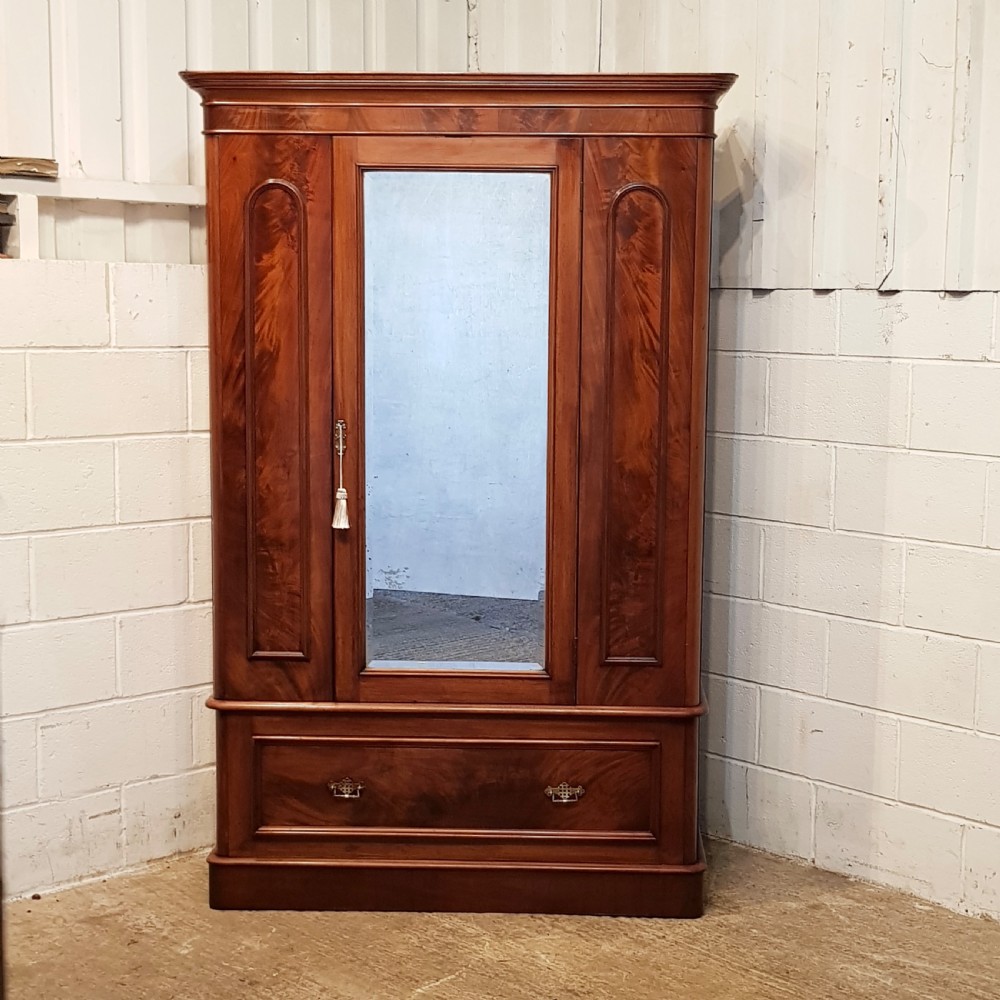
[207,134,334,702]
[577,137,710,708]
[331,136,581,705]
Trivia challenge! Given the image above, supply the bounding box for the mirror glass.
[363,170,550,673]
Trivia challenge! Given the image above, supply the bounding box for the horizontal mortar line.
[37,770,219,806]
[116,600,212,619]
[718,351,1000,365]
[704,593,1000,649]
[826,524,993,550]
[0,516,211,540]
[703,752,999,830]
[711,348,841,359]
[0,432,210,446]
[710,431,1000,463]
[5,597,210,629]
[5,772,217,821]
[0,345,208,356]
[708,589,1000,648]
[6,684,214,724]
[119,514,213,530]
[0,788,126,818]
[2,524,206,542]
[20,430,208,444]
[704,682,1000,741]
[0,259,208,269]
[118,764,216,790]
[712,288,999,296]
[709,511,1000,555]
[812,353,1000,365]
[703,670,985,732]
[0,600,212,633]
[707,508,992,550]
[4,346,206,354]
[60,346,207,353]
[12,427,211,447]
[3,764,218,815]
[706,511,833,532]
[709,430,926,451]
[708,285,1000,293]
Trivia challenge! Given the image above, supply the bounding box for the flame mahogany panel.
[208,133,333,700]
[201,104,717,137]
[214,706,696,867]
[603,185,670,664]
[578,137,705,708]
[255,737,656,836]
[245,181,309,659]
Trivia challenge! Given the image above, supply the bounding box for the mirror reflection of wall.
[363,170,551,671]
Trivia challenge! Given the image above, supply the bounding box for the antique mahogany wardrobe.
[183,72,734,917]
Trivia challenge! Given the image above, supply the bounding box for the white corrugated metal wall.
[2,0,998,290]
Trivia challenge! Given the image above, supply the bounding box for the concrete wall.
[0,0,998,921]
[701,287,1000,920]
[0,261,214,896]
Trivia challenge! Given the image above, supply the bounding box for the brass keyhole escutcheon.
[545,782,585,804]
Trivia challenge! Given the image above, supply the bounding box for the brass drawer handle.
[545,782,585,804]
[327,777,364,799]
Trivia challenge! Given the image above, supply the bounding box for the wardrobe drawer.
[254,737,658,837]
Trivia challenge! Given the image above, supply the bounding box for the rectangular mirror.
[363,170,551,673]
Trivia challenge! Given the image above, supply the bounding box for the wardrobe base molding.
[208,845,706,917]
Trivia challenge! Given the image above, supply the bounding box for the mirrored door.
[332,137,581,704]
[364,168,549,674]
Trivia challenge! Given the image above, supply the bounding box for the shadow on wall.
[700,127,747,845]
[712,128,754,282]
[700,128,900,860]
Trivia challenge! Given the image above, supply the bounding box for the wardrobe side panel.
[577,137,703,708]
[208,133,333,702]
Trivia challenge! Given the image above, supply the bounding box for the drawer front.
[255,737,657,837]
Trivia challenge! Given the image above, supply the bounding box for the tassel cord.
[332,421,350,530]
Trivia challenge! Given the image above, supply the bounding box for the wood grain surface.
[256,738,655,834]
[189,72,732,915]
[331,134,581,708]
[577,137,704,709]
[207,132,333,702]
[215,706,696,868]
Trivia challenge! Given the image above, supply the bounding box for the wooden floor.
[6,841,999,999]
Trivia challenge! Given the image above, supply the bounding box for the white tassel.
[332,420,350,530]
[332,486,350,530]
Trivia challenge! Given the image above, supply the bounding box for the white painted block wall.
[701,288,1000,919]
[0,261,214,897]
[5,266,998,921]
[1,0,999,922]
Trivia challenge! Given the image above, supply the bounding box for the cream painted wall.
[0,0,998,919]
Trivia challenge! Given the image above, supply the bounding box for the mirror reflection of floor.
[366,589,544,669]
